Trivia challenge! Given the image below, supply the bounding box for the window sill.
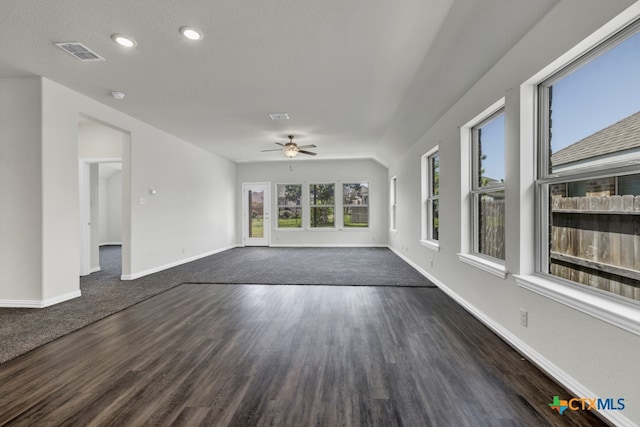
[420,240,440,252]
[308,227,336,232]
[339,227,370,231]
[457,253,507,278]
[275,228,303,231]
[514,274,640,337]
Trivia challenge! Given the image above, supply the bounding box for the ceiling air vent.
[269,113,290,120]
[55,42,105,61]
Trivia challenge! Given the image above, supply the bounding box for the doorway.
[78,116,130,278]
[79,159,122,276]
[242,182,270,246]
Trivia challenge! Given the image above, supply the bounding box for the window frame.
[341,182,370,230]
[515,7,640,337]
[459,97,508,278]
[390,176,397,232]
[535,22,640,301]
[275,183,303,230]
[471,109,506,261]
[420,146,440,251]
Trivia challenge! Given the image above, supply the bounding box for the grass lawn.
[278,217,302,228]
[250,218,264,237]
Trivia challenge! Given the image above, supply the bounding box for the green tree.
[284,185,301,204]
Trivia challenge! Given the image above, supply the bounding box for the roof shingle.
[551,110,640,166]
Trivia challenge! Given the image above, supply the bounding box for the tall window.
[309,183,335,228]
[390,176,397,231]
[276,184,302,228]
[421,147,440,249]
[537,23,640,302]
[343,183,369,228]
[472,109,506,261]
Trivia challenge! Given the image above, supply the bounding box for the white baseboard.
[0,290,81,308]
[90,266,101,273]
[99,242,122,246]
[43,290,82,307]
[268,243,388,248]
[121,245,238,280]
[388,246,431,279]
[0,299,46,308]
[388,245,634,427]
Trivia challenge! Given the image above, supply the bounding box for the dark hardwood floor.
[0,284,607,426]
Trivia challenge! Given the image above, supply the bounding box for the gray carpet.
[185,247,435,286]
[0,246,435,365]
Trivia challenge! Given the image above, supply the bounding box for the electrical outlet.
[520,309,528,327]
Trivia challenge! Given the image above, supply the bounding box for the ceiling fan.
[261,135,317,158]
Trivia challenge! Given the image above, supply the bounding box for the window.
[537,23,640,302]
[309,183,335,228]
[472,109,506,261]
[421,147,440,250]
[276,184,302,228]
[460,98,506,277]
[343,182,369,228]
[390,176,397,231]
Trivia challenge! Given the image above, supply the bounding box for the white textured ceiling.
[0,0,558,165]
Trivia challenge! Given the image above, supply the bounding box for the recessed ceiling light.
[111,91,126,100]
[179,26,203,41]
[111,34,137,48]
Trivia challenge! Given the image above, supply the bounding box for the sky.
[550,30,640,152]
[479,29,640,182]
[479,113,505,183]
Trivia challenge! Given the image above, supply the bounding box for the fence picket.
[550,194,639,301]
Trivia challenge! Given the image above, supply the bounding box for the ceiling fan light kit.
[261,135,317,158]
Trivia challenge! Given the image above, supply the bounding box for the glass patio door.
[242,182,270,246]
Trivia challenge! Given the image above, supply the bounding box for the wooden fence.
[480,199,505,260]
[348,206,368,224]
[551,195,640,301]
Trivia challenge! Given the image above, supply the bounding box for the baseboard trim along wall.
[388,246,632,427]
[121,245,238,281]
[268,243,388,248]
[0,290,82,308]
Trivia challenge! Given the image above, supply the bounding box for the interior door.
[242,182,270,246]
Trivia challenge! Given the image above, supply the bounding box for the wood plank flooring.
[0,284,607,426]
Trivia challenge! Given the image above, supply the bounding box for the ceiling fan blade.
[261,149,283,152]
[298,150,317,156]
[296,144,317,149]
[274,142,286,147]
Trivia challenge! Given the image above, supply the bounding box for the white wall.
[0,76,237,305]
[43,78,237,280]
[0,78,44,303]
[99,177,109,244]
[388,1,639,425]
[78,121,126,159]
[128,130,237,276]
[89,164,100,271]
[106,171,122,244]
[97,170,123,245]
[237,158,388,247]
